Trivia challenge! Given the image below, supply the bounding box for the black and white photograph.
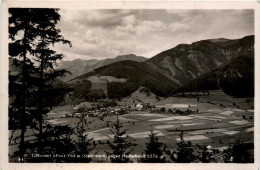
[1,1,259,169]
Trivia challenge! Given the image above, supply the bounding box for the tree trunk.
[20,34,27,161]
[38,43,44,154]
[38,24,45,154]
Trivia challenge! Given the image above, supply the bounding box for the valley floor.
[9,90,254,163]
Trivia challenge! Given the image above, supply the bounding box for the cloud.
[122,15,136,25]
[137,20,167,33]
[169,22,189,32]
[56,9,254,61]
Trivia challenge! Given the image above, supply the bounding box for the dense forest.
[175,55,254,97]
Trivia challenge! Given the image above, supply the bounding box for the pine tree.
[172,130,195,163]
[9,8,39,161]
[74,114,95,162]
[140,129,165,163]
[107,116,135,163]
[9,8,72,160]
[31,8,72,153]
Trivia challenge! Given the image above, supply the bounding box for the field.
[9,90,254,162]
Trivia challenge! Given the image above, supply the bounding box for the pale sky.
[55,9,254,61]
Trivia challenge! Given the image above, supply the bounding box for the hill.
[70,60,177,98]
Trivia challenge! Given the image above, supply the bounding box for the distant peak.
[116,54,137,58]
[207,38,231,44]
[115,54,147,60]
[175,43,189,48]
[74,58,82,61]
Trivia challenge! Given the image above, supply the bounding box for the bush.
[77,107,86,113]
[160,107,166,112]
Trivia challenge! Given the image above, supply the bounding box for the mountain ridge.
[57,54,147,81]
[146,35,254,86]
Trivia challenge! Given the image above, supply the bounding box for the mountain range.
[9,35,254,99]
[69,35,254,98]
[57,54,147,81]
